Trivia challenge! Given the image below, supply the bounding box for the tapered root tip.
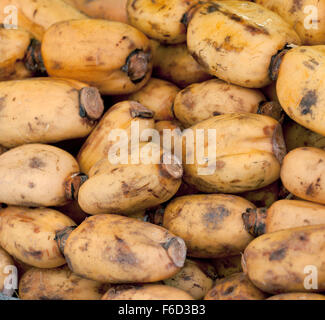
[272,124,287,164]
[65,173,88,201]
[164,237,187,268]
[55,226,76,255]
[130,101,155,118]
[269,48,289,81]
[147,206,165,226]
[181,2,201,28]
[258,101,284,122]
[160,154,183,179]
[242,208,256,235]
[122,49,151,83]
[24,39,47,76]
[241,253,248,275]
[242,207,267,237]
[79,87,104,121]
